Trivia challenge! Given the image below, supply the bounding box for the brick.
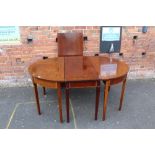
[63,26,75,30]
[75,26,86,29]
[86,26,93,29]
[1,26,155,82]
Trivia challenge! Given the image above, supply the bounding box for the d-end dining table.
[28,56,129,123]
[28,57,64,123]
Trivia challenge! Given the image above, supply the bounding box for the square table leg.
[57,83,63,123]
[42,87,46,95]
[119,78,127,111]
[95,81,101,120]
[33,83,41,115]
[102,80,110,121]
[66,82,70,123]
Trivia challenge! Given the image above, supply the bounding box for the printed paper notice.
[100,64,117,76]
[0,26,20,45]
[102,27,120,41]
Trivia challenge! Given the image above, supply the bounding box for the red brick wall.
[0,26,155,86]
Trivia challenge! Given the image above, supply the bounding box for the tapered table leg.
[108,86,111,92]
[119,78,127,111]
[102,80,110,121]
[57,83,63,123]
[95,81,100,120]
[33,83,41,115]
[66,83,70,123]
[42,87,46,95]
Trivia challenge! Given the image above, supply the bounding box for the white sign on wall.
[0,26,20,45]
[102,27,121,41]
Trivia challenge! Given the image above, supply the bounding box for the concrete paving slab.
[0,101,16,128]
[0,79,155,129]
[8,101,74,129]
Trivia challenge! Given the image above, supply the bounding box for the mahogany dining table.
[28,55,129,123]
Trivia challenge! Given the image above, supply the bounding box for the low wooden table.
[28,56,129,122]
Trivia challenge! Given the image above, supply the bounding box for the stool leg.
[42,87,46,95]
[33,83,41,115]
[57,83,63,123]
[102,80,110,121]
[95,81,100,120]
[66,83,70,123]
[119,78,127,111]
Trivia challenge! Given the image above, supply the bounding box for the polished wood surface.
[64,56,99,81]
[86,56,129,81]
[29,55,129,122]
[28,57,64,82]
[64,56,129,81]
[57,32,83,57]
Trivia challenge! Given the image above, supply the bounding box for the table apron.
[103,74,127,85]
[33,77,58,88]
[32,75,127,89]
[66,81,98,88]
